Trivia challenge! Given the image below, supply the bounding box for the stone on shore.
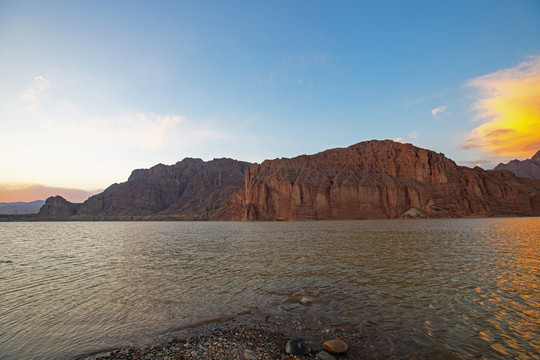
[285,338,311,355]
[323,338,348,354]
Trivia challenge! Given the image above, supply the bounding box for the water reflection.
[470,219,540,359]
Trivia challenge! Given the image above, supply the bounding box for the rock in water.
[285,338,311,355]
[323,338,348,354]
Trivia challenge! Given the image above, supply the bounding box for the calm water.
[0,219,539,359]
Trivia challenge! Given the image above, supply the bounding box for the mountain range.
[494,150,540,179]
[0,200,45,215]
[37,140,540,220]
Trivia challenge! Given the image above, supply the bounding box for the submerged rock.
[285,338,311,355]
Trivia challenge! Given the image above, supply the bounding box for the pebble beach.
[85,314,426,360]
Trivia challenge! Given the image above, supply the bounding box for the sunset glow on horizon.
[0,184,102,203]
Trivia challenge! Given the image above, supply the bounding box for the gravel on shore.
[86,314,426,360]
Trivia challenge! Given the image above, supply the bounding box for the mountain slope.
[38,158,251,220]
[494,150,540,179]
[218,140,540,220]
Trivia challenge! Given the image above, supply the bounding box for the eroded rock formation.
[218,140,540,220]
[77,158,251,219]
[38,158,251,220]
[38,196,81,218]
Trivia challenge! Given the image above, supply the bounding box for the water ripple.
[0,219,539,359]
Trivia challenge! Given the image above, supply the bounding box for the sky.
[1,0,539,202]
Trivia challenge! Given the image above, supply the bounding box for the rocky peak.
[38,196,81,217]
[532,150,540,163]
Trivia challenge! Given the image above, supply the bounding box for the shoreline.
[79,313,427,360]
[7,214,540,222]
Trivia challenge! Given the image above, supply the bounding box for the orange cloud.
[464,55,540,157]
[0,184,102,203]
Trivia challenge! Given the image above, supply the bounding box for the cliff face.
[494,150,540,179]
[218,140,540,220]
[38,196,81,217]
[76,158,251,219]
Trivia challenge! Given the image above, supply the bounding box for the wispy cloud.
[403,89,449,107]
[41,112,227,150]
[394,130,419,143]
[463,55,540,157]
[0,183,102,203]
[18,75,228,150]
[431,105,447,119]
[21,75,52,110]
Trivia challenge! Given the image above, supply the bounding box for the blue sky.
[1,1,539,201]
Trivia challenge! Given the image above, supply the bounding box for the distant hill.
[0,200,45,214]
[494,150,540,179]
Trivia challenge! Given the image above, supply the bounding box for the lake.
[0,219,538,359]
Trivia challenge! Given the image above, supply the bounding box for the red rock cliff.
[77,158,251,219]
[218,140,540,220]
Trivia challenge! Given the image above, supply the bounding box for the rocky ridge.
[38,158,251,220]
[37,140,540,221]
[494,150,540,179]
[217,140,540,220]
